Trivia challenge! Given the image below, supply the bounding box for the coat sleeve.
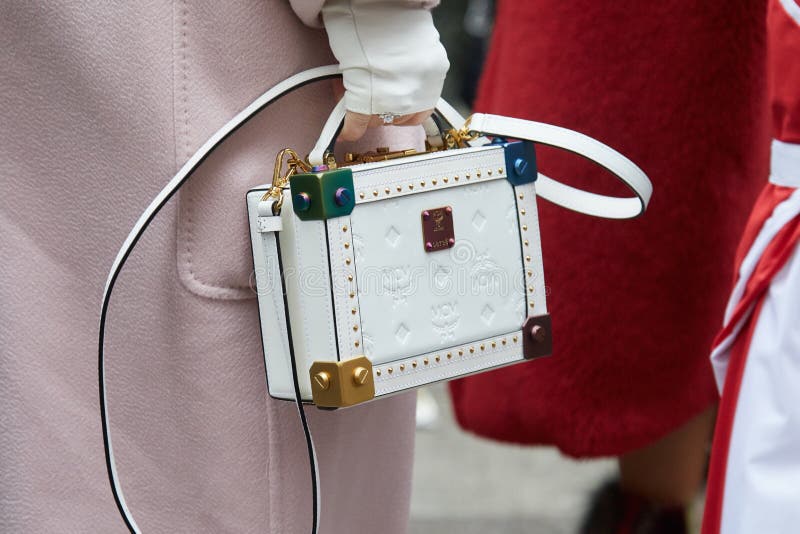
[321,0,448,116]
[289,0,440,28]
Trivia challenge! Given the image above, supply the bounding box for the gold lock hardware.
[309,355,375,408]
[342,147,419,165]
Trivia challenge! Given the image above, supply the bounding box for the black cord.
[276,242,319,532]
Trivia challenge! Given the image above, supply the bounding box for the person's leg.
[620,406,716,506]
[581,407,716,533]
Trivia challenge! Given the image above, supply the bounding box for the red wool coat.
[450,0,770,456]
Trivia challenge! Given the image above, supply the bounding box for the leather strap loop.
[468,113,652,219]
[309,105,651,220]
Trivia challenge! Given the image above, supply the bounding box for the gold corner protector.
[309,355,375,408]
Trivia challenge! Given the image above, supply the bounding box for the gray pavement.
[409,384,616,534]
[409,384,704,534]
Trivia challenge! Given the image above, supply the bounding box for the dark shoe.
[579,480,688,534]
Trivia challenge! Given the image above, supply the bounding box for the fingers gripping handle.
[308,97,468,166]
[467,113,653,219]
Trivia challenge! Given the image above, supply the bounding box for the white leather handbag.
[99,65,651,533]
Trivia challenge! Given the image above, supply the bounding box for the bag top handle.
[309,95,651,220]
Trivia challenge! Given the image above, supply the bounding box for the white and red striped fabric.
[703,1,800,533]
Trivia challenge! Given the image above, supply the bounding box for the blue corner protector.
[502,141,537,186]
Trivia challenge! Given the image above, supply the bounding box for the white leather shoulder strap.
[468,113,652,219]
[98,66,338,534]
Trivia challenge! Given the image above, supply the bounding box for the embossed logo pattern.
[470,251,505,293]
[382,266,414,306]
[431,301,460,342]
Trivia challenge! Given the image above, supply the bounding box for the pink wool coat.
[1,1,427,532]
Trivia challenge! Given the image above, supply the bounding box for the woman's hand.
[331,79,435,140]
[322,0,449,141]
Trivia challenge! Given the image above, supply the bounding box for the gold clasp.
[262,148,311,213]
[444,117,480,149]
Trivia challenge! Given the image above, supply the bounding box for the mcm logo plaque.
[421,206,455,252]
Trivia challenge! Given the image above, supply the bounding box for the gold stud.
[388,367,393,374]
[443,177,449,183]
[529,286,534,293]
[409,184,414,190]
[476,171,481,177]
[376,369,382,377]
[513,336,518,343]
[502,339,507,345]
[342,225,348,232]
[520,209,526,215]
[487,170,493,176]
[529,302,535,309]
[359,192,365,199]
[469,347,475,354]
[465,173,471,180]
[454,175,459,181]
[399,364,405,371]
[313,372,331,391]
[420,181,426,187]
[432,179,438,185]
[522,225,528,231]
[396,185,402,192]
[353,366,369,385]
[423,357,429,365]
[524,240,529,246]
[435,355,440,362]
[344,242,350,249]
[385,187,390,194]
[373,190,379,197]
[354,340,360,347]
[447,352,452,359]
[519,193,524,200]
[527,270,533,276]
[351,308,357,315]
[491,341,496,348]
[349,292,355,298]
[480,344,485,351]
[352,324,358,331]
[499,168,504,174]
[458,350,464,356]
[345,258,351,265]
[526,256,531,263]
[412,361,418,368]
[347,274,354,281]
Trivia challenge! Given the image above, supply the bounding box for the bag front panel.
[249,144,548,404]
[326,146,548,398]
[349,179,526,364]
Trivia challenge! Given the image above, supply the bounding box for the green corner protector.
[289,168,355,221]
